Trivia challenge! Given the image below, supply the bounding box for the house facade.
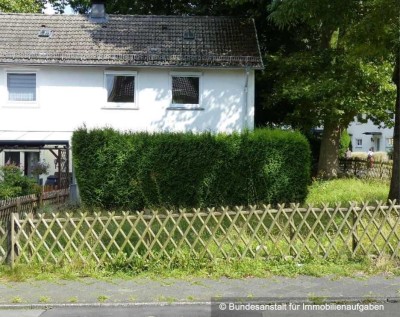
[0,4,263,186]
[347,115,393,154]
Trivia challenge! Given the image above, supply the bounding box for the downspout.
[243,67,250,130]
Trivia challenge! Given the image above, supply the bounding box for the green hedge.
[72,128,311,210]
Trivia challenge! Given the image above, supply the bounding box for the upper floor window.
[169,72,202,109]
[7,73,36,102]
[355,138,363,147]
[104,71,137,109]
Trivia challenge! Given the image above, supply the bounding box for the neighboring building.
[347,115,393,154]
[0,3,263,186]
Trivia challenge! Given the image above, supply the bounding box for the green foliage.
[264,0,396,178]
[50,0,253,15]
[261,1,396,131]
[30,160,50,177]
[0,165,37,199]
[339,130,351,158]
[0,0,44,13]
[264,52,395,130]
[72,128,311,210]
[347,0,399,57]
[268,0,361,31]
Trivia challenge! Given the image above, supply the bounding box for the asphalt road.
[1,303,399,317]
[0,311,45,317]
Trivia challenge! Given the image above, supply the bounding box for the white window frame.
[386,138,394,147]
[5,70,39,107]
[169,71,203,110]
[103,71,138,109]
[355,138,363,147]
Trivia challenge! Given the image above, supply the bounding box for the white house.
[0,3,263,187]
[347,115,393,154]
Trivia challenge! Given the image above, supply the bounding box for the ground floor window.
[4,152,20,165]
[386,138,394,147]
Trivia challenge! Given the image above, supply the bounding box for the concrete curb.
[0,297,399,310]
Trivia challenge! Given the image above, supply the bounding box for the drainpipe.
[243,67,250,130]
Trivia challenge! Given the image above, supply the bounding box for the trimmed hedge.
[72,128,311,209]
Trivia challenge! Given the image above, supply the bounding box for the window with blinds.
[7,73,36,102]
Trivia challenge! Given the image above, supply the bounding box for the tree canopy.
[260,0,396,177]
[346,0,399,200]
[50,0,248,15]
[0,0,44,13]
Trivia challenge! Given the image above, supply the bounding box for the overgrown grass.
[0,255,398,283]
[306,178,389,206]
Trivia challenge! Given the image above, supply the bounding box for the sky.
[43,1,75,15]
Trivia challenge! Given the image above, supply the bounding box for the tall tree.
[0,0,44,12]
[264,0,395,178]
[346,0,399,200]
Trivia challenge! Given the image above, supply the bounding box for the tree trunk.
[388,55,400,201]
[317,120,342,178]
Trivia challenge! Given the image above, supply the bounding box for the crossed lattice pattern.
[9,202,400,267]
[339,159,392,179]
[0,189,69,264]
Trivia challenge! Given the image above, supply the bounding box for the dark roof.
[0,13,263,69]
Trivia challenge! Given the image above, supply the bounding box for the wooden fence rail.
[339,158,392,179]
[0,189,70,265]
[2,201,399,267]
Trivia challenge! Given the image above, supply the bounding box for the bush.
[72,128,311,210]
[339,130,351,158]
[0,165,37,199]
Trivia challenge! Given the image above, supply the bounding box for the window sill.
[3,102,39,108]
[101,106,139,110]
[167,106,204,111]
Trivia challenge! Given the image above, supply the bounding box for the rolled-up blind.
[7,73,36,101]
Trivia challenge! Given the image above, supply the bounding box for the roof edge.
[251,18,265,70]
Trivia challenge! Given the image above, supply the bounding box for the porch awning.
[362,132,382,136]
[0,131,72,148]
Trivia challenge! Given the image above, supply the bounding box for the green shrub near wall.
[72,128,311,210]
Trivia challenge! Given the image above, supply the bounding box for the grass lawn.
[306,178,389,206]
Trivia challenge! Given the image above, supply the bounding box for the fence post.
[7,212,19,268]
[289,221,295,257]
[289,204,296,257]
[39,192,43,209]
[352,207,358,255]
[27,211,34,258]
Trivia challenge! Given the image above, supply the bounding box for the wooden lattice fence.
[0,189,70,265]
[5,202,400,267]
[339,158,392,179]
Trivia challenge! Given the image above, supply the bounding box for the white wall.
[0,65,255,136]
[347,117,393,153]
